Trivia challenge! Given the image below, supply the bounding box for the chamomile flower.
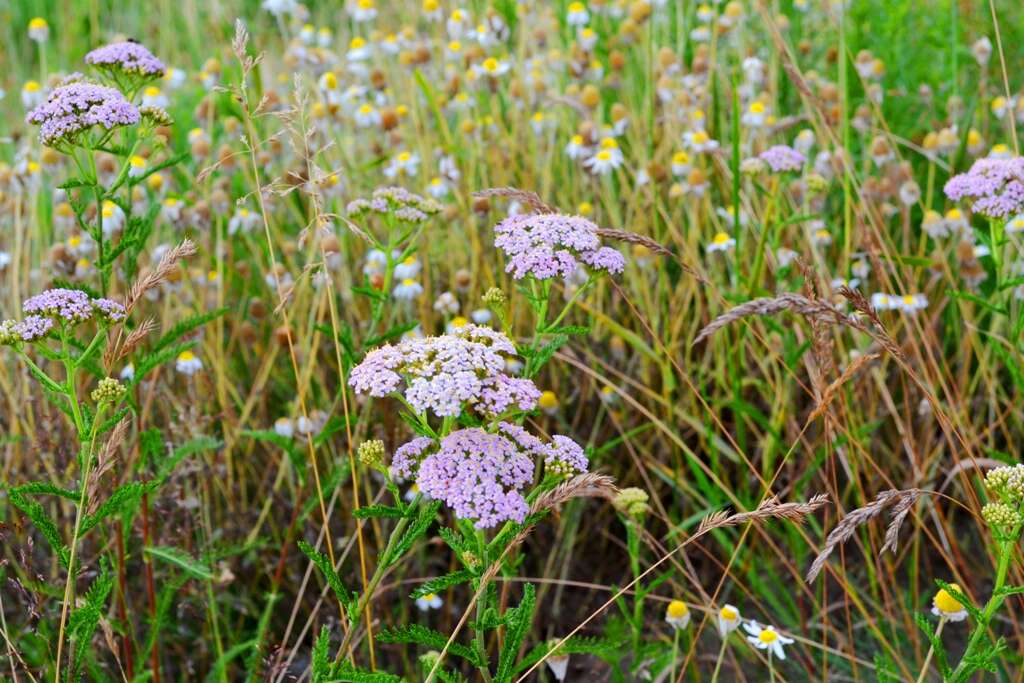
[717,604,741,637]
[1006,214,1024,233]
[564,134,589,160]
[128,155,147,178]
[347,37,371,61]
[446,9,469,38]
[670,151,692,177]
[119,363,135,382]
[384,151,420,179]
[744,622,794,660]
[991,96,1015,120]
[716,206,748,228]
[415,592,442,611]
[28,17,50,43]
[538,390,559,415]
[473,56,510,78]
[274,417,295,438]
[394,256,422,280]
[163,67,187,89]
[665,600,690,629]
[175,350,203,376]
[896,293,928,313]
[683,129,719,153]
[741,100,768,128]
[350,0,378,22]
[707,232,736,253]
[471,308,492,325]
[583,137,624,175]
[228,207,259,235]
[433,291,460,315]
[393,278,424,300]
[566,1,590,26]
[932,584,968,622]
[545,646,569,681]
[22,80,44,109]
[353,102,381,128]
[141,86,168,108]
[578,27,598,51]
[422,0,442,21]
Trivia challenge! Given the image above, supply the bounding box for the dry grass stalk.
[126,239,197,314]
[86,418,130,507]
[697,493,830,536]
[693,293,869,345]
[808,353,881,422]
[471,187,558,214]
[805,488,925,583]
[529,473,619,514]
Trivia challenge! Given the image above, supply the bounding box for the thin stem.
[710,637,728,683]
[915,618,946,683]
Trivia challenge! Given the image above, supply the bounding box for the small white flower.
[717,604,741,637]
[683,129,719,153]
[470,308,492,325]
[582,138,624,175]
[350,0,378,22]
[22,81,45,109]
[28,17,49,43]
[384,151,420,179]
[393,278,424,300]
[433,291,460,315]
[566,1,590,26]
[141,86,169,108]
[415,592,442,611]
[546,652,569,681]
[707,232,736,253]
[394,257,422,280]
[228,207,260,235]
[932,584,969,622]
[564,135,590,161]
[175,350,203,376]
[120,363,135,382]
[743,621,794,660]
[274,417,295,438]
[353,103,382,128]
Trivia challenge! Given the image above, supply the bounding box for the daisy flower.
[744,621,794,660]
[175,350,203,376]
[707,232,736,253]
[717,604,741,637]
[665,600,690,630]
[583,137,624,175]
[393,278,424,300]
[566,1,590,26]
[415,592,442,611]
[932,584,968,622]
[684,129,720,153]
[28,17,49,43]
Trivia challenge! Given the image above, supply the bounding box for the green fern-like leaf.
[376,624,483,667]
[145,546,215,580]
[80,482,146,535]
[388,500,441,566]
[297,541,356,617]
[8,489,69,567]
[410,569,475,599]
[496,583,536,681]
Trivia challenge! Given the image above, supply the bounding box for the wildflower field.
[4,0,1024,680]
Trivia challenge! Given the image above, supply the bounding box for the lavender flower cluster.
[944,157,1024,219]
[493,213,625,280]
[22,288,126,325]
[759,145,806,173]
[0,316,55,345]
[26,82,140,147]
[395,423,589,528]
[349,324,539,418]
[85,41,166,78]
[347,186,442,223]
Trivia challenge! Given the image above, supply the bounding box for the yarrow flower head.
[493,212,625,280]
[0,316,55,345]
[22,288,125,325]
[415,426,536,528]
[26,82,140,148]
[347,186,442,222]
[85,41,166,83]
[349,325,539,418]
[944,157,1024,220]
[758,145,806,173]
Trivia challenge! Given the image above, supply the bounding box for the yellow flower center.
[667,600,688,619]
[450,316,468,328]
[720,606,738,620]
[29,17,48,30]
[758,629,778,644]
[749,101,765,114]
[600,137,618,149]
[350,37,366,49]
[712,232,731,245]
[569,2,586,12]
[595,150,612,161]
[448,41,462,52]
[24,80,41,92]
[402,278,416,286]
[539,390,558,408]
[178,351,195,362]
[934,584,964,614]
[482,57,499,72]
[423,592,437,601]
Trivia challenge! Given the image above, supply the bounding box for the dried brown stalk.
[693,293,869,345]
[697,493,830,536]
[807,353,880,422]
[805,488,925,583]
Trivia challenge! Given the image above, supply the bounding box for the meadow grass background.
[3,0,1024,680]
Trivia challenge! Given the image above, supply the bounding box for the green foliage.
[410,569,476,599]
[377,624,483,667]
[144,546,215,580]
[8,488,70,567]
[297,541,356,618]
[495,583,536,681]
[67,564,114,681]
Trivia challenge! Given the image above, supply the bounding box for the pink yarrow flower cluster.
[85,41,166,78]
[494,213,625,280]
[759,145,806,173]
[349,324,540,418]
[396,423,589,528]
[26,82,140,147]
[1,289,125,345]
[944,157,1024,220]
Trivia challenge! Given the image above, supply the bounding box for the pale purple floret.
[85,41,165,77]
[23,288,95,323]
[92,298,127,323]
[26,82,140,147]
[349,325,535,418]
[759,145,806,173]
[478,375,542,415]
[546,435,589,474]
[494,213,625,280]
[580,247,626,274]
[416,428,534,528]
[390,436,434,480]
[0,316,55,344]
[944,157,1024,219]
